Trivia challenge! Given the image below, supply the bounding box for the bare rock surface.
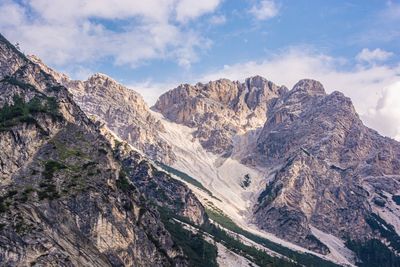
[29,55,176,165]
[152,76,400,261]
[153,76,287,155]
[252,79,400,255]
[0,33,206,267]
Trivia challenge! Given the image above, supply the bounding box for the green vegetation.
[159,207,297,267]
[257,182,282,208]
[0,186,38,213]
[0,95,60,131]
[0,190,18,213]
[52,141,87,161]
[116,170,136,193]
[240,173,251,188]
[14,215,30,234]
[392,195,400,205]
[156,162,219,200]
[42,160,66,179]
[159,209,218,267]
[19,186,35,202]
[154,164,338,266]
[346,239,400,267]
[366,213,400,250]
[206,206,340,267]
[38,160,66,200]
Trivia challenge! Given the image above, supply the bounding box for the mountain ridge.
[5,32,400,266]
[0,33,210,267]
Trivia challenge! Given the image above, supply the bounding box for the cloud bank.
[356,48,393,64]
[0,0,221,68]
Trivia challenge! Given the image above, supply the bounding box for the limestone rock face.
[153,76,287,154]
[29,55,176,165]
[113,140,207,226]
[0,35,27,80]
[68,74,176,164]
[0,34,202,267]
[8,31,400,263]
[252,80,400,253]
[152,75,400,259]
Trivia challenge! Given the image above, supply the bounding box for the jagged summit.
[85,72,141,96]
[87,72,124,88]
[153,76,286,154]
[245,75,281,92]
[291,79,326,96]
[151,72,400,264]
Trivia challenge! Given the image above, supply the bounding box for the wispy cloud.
[209,15,227,25]
[356,48,393,64]
[249,0,279,21]
[176,0,221,23]
[0,0,222,68]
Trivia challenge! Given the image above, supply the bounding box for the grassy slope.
[158,163,341,267]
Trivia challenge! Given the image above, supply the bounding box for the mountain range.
[1,33,400,267]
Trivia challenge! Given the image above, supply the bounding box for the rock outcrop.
[0,33,206,266]
[29,56,176,165]
[252,79,400,255]
[153,76,287,155]
[151,76,400,263]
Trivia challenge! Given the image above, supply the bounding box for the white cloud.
[364,82,400,140]
[249,0,279,21]
[356,48,394,63]
[176,0,221,22]
[209,15,227,25]
[128,80,180,106]
[199,48,400,139]
[0,0,221,68]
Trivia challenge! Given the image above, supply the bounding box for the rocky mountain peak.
[28,54,70,85]
[67,73,176,164]
[291,79,326,96]
[0,34,28,79]
[87,72,119,87]
[245,75,274,90]
[153,76,286,154]
[85,73,138,96]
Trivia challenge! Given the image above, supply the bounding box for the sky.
[0,0,399,139]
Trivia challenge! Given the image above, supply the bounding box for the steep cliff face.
[153,76,287,154]
[0,34,197,266]
[149,76,400,264]
[113,140,207,226]
[29,56,176,165]
[253,79,400,256]
[70,74,176,164]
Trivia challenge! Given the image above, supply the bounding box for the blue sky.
[0,0,399,138]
